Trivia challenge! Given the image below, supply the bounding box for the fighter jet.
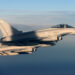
[0,19,75,56]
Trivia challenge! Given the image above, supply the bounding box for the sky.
[0,0,75,26]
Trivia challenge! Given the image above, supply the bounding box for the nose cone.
[70,28,75,35]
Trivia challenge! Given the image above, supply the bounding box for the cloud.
[0,11,75,27]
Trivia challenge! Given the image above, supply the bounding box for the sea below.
[0,25,75,75]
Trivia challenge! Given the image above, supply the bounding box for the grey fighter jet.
[0,19,75,56]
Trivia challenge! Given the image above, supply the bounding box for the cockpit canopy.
[51,24,74,28]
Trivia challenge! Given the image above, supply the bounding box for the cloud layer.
[0,11,75,27]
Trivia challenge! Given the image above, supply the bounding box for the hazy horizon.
[0,11,75,27]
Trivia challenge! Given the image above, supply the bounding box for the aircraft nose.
[71,28,75,35]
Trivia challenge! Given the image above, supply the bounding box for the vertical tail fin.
[0,19,22,38]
